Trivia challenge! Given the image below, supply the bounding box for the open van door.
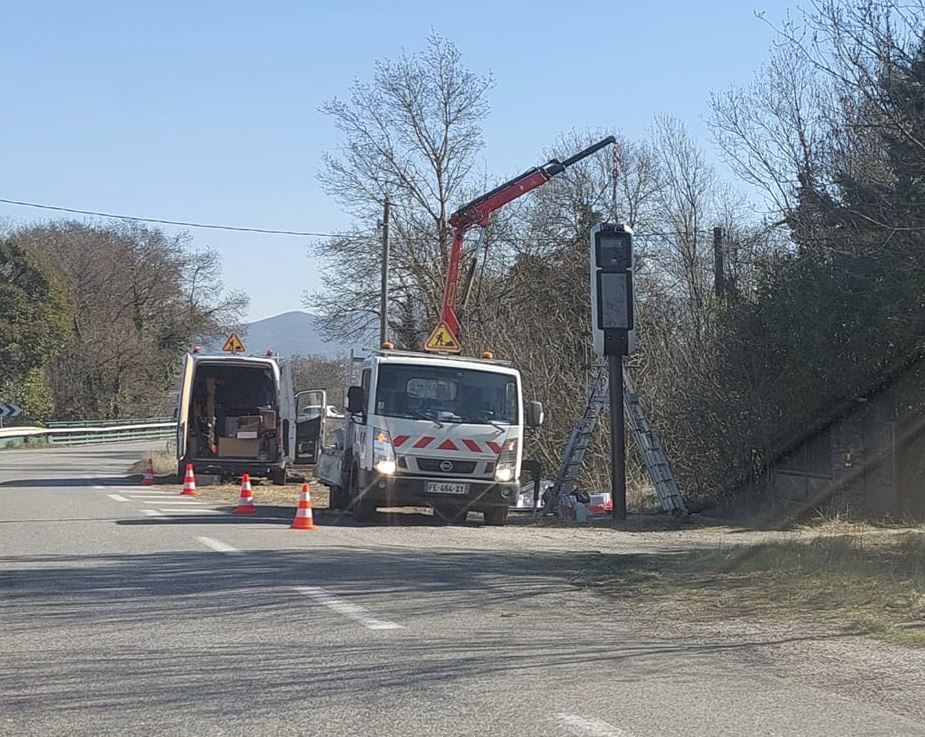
[175,353,195,463]
[294,389,326,465]
[278,360,296,463]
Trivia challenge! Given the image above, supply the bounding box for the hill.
[238,311,351,357]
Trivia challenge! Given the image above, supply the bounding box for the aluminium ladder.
[551,362,687,515]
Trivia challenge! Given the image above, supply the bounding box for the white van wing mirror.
[526,401,544,428]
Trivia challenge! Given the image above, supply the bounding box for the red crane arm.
[436,136,616,342]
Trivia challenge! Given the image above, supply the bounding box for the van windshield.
[375,364,518,425]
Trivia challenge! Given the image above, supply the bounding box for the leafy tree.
[8,221,247,419]
[0,240,72,420]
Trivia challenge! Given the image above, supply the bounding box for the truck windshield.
[375,364,518,425]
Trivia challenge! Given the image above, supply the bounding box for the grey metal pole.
[609,353,626,521]
[379,199,391,345]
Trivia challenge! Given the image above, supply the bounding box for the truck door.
[175,353,195,461]
[294,389,327,465]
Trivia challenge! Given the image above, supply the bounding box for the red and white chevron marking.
[391,434,502,455]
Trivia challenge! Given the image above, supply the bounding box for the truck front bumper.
[358,469,517,511]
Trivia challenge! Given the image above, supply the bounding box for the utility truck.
[316,347,543,525]
[318,137,617,524]
[174,349,327,483]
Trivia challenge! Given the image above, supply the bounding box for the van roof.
[189,352,278,366]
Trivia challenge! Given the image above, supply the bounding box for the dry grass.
[130,453,330,508]
[582,530,925,646]
[129,452,176,478]
[196,479,330,509]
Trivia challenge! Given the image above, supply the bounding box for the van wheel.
[271,467,286,485]
[483,507,509,526]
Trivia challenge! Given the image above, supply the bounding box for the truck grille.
[416,458,477,474]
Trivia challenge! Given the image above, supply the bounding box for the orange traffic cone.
[234,473,257,515]
[180,464,198,496]
[142,458,155,485]
[290,483,316,530]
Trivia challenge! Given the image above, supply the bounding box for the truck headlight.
[373,428,396,476]
[494,438,518,482]
[375,459,396,475]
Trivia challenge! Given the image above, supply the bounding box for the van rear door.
[176,353,195,460]
[294,389,326,465]
[278,360,296,462]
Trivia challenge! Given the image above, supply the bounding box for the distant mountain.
[238,311,352,358]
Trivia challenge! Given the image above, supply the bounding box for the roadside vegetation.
[584,526,925,646]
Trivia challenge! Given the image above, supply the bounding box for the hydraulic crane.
[426,136,616,352]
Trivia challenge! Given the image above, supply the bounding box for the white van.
[175,350,326,483]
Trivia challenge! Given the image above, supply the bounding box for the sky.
[0,0,795,321]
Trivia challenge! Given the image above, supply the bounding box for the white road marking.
[294,586,403,631]
[121,489,172,495]
[196,536,242,555]
[107,494,129,502]
[141,509,165,517]
[124,495,202,502]
[157,508,223,515]
[555,714,630,737]
[93,485,106,490]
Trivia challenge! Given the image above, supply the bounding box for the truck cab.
[175,351,326,483]
[317,348,543,525]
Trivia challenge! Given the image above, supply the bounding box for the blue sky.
[0,0,793,321]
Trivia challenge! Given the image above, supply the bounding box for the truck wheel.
[348,464,378,521]
[271,466,286,486]
[352,496,379,522]
[483,507,509,526]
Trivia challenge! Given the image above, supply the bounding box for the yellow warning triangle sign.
[222,332,246,353]
[424,321,461,353]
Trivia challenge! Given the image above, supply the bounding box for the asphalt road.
[2,443,924,737]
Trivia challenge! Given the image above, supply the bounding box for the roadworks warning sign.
[424,322,461,353]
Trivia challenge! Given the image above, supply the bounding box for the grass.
[130,453,329,508]
[581,530,925,646]
[130,451,176,478]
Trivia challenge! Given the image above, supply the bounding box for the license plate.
[426,481,469,495]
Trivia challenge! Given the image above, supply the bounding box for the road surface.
[1,443,924,737]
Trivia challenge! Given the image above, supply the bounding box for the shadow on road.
[0,541,867,721]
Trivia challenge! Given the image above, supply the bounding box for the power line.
[0,197,372,239]
[0,196,729,244]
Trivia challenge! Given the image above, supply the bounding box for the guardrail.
[0,419,176,448]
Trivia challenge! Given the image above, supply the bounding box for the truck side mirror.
[526,401,544,428]
[347,385,365,415]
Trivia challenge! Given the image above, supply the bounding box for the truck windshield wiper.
[472,411,506,432]
[408,409,444,428]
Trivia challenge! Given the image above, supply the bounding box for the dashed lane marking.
[294,586,403,631]
[196,536,242,555]
[107,494,129,502]
[555,714,630,737]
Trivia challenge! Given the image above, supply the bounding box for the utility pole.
[713,226,725,300]
[609,353,627,521]
[379,199,391,345]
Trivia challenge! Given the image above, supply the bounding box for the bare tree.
[309,34,494,345]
